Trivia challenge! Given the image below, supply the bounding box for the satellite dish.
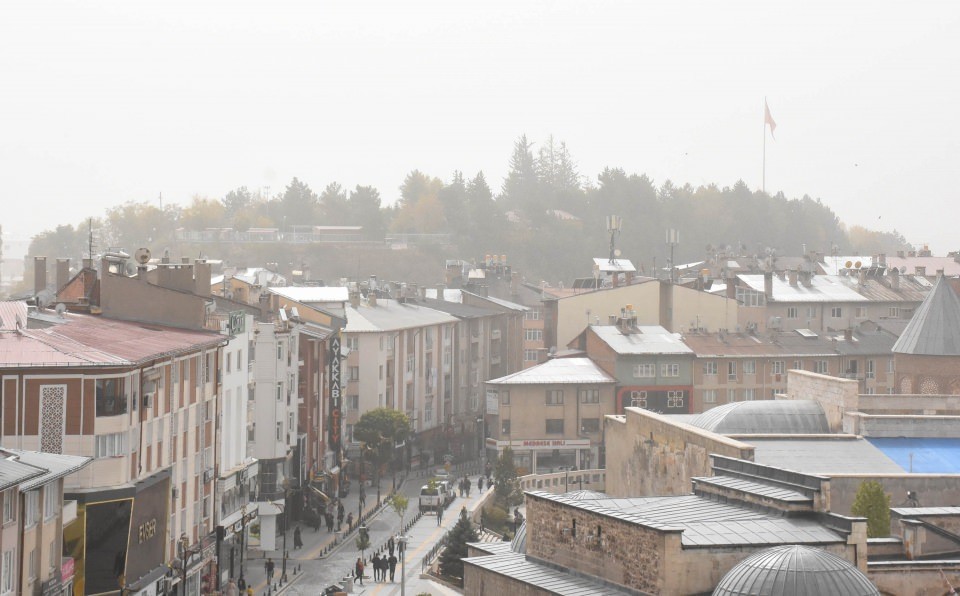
[854,261,862,269]
[135,247,152,265]
[845,260,853,269]
[55,303,67,317]
[614,249,622,257]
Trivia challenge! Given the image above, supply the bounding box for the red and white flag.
[765,100,777,140]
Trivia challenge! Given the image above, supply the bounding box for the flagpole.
[762,96,766,194]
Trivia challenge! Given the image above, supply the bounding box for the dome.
[713,545,879,596]
[689,400,829,435]
[510,521,527,554]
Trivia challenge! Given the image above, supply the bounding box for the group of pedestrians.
[354,535,400,585]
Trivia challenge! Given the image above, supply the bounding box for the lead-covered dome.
[713,545,879,596]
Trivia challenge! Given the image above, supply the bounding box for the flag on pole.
[765,100,777,140]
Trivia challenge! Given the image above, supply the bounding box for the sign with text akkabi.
[485,390,499,415]
[328,333,342,457]
[487,438,591,450]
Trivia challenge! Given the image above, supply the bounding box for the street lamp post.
[398,534,408,596]
[476,416,484,461]
[282,478,290,583]
[178,533,202,596]
[237,503,247,590]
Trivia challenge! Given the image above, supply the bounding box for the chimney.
[34,256,47,295]
[858,267,866,286]
[889,267,900,290]
[626,271,635,285]
[349,289,361,309]
[897,250,906,258]
[510,271,520,296]
[612,272,620,288]
[194,259,212,297]
[788,270,798,287]
[726,277,736,300]
[479,285,489,297]
[436,284,446,301]
[82,257,94,270]
[56,258,70,292]
[878,253,887,266]
[801,271,813,288]
[937,268,945,278]
[181,256,190,265]
[368,291,377,307]
[844,328,853,341]
[258,292,271,321]
[763,271,773,299]
[915,265,926,277]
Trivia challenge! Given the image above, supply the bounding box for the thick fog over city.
[2,1,959,261]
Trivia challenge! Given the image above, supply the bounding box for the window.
[524,349,539,362]
[545,419,564,434]
[793,360,803,371]
[95,432,127,458]
[580,418,600,433]
[703,390,717,404]
[633,363,655,378]
[96,378,126,417]
[1,550,12,594]
[545,390,564,405]
[831,307,843,318]
[579,389,600,404]
[276,422,283,441]
[406,354,415,374]
[277,343,283,360]
[772,361,785,375]
[865,359,875,379]
[348,367,360,381]
[524,308,542,320]
[866,387,876,395]
[237,350,243,370]
[887,359,895,374]
[629,391,647,408]
[501,420,511,434]
[347,395,359,410]
[28,549,36,580]
[524,329,543,342]
[276,382,283,401]
[727,389,737,402]
[807,306,817,319]
[727,361,737,380]
[346,336,359,351]
[743,360,756,375]
[424,400,433,422]
[660,363,680,377]
[226,352,232,373]
[703,361,718,375]
[736,287,765,307]
[24,491,39,526]
[815,360,829,374]
[500,391,510,405]
[3,492,14,523]
[888,306,901,318]
[744,388,756,401]
[786,306,798,319]
[666,391,684,408]
[855,306,868,319]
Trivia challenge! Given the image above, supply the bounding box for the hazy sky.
[2,1,958,254]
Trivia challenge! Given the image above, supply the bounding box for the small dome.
[689,400,829,435]
[510,521,527,554]
[713,545,879,596]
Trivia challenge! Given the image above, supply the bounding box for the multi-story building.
[484,357,616,472]
[732,269,928,334]
[0,449,91,596]
[342,291,458,469]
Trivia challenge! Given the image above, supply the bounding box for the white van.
[419,484,442,514]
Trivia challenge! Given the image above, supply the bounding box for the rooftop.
[0,449,91,490]
[687,400,830,435]
[866,438,960,473]
[749,437,904,475]
[486,357,616,386]
[268,286,349,304]
[892,276,960,355]
[589,324,694,355]
[344,298,459,333]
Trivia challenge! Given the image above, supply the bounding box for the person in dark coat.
[388,553,398,582]
[478,476,484,491]
[325,511,334,532]
[387,536,395,556]
[355,558,364,585]
[293,525,303,549]
[371,554,381,581]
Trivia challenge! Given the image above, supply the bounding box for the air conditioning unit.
[203,469,214,483]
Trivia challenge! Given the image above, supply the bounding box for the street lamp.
[476,416,484,461]
[237,503,248,590]
[282,478,291,583]
[177,533,202,596]
[398,534,408,596]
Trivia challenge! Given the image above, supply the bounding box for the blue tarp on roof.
[867,438,960,473]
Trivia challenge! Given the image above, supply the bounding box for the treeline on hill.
[25,135,911,286]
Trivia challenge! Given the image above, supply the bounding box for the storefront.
[485,438,594,474]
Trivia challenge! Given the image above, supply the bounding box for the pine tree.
[439,507,478,585]
[494,447,519,506]
[851,480,891,537]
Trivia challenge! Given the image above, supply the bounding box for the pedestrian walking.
[265,558,275,581]
[478,476,484,491]
[325,511,334,532]
[388,553,398,582]
[458,477,464,497]
[466,476,472,497]
[293,525,303,549]
[246,586,254,596]
[346,511,354,529]
[224,578,239,596]
[371,554,381,581]
[355,557,365,585]
[387,536,395,556]
[484,462,492,480]
[437,504,443,526]
[359,485,366,507]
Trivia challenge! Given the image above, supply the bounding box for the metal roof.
[713,544,880,596]
[462,291,530,312]
[0,457,46,491]
[590,324,694,355]
[1,449,92,490]
[420,298,500,319]
[535,492,844,548]
[592,258,636,273]
[749,438,904,474]
[462,552,635,596]
[891,507,960,516]
[688,401,829,434]
[0,301,28,331]
[424,288,463,303]
[269,286,349,303]
[866,438,960,473]
[344,298,459,333]
[892,277,960,355]
[486,357,616,385]
[738,274,870,303]
[694,476,812,504]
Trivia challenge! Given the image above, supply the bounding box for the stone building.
[891,275,960,394]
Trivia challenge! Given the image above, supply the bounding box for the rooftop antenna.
[606,215,622,264]
[87,218,97,260]
[666,228,680,283]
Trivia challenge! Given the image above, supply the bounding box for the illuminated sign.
[228,311,246,334]
[328,334,342,454]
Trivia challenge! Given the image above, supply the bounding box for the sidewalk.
[238,477,400,595]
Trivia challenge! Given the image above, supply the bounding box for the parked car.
[419,484,442,514]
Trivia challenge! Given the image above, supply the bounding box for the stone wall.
[870,562,960,596]
[604,408,754,498]
[783,370,858,432]
[829,475,960,516]
[524,492,668,594]
[847,413,960,437]
[895,353,960,396]
[858,393,960,415]
[462,562,558,596]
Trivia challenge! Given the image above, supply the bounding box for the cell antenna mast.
[87,218,97,260]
